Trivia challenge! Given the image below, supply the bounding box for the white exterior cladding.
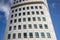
[5,0,57,40]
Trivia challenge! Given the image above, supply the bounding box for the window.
[13,2,15,4]
[15,9,18,12]
[47,33,51,38]
[19,13,21,16]
[39,24,43,29]
[34,24,37,29]
[38,17,41,21]
[9,26,12,31]
[18,33,21,38]
[13,33,16,39]
[14,0,16,1]
[28,24,32,29]
[41,32,45,38]
[32,11,35,15]
[8,34,11,39]
[43,17,46,21]
[27,7,29,10]
[44,24,48,29]
[15,14,17,17]
[27,12,30,15]
[23,18,26,22]
[23,12,25,15]
[41,11,43,14]
[19,8,21,11]
[28,17,31,21]
[36,11,39,15]
[18,18,21,22]
[35,6,38,9]
[33,17,36,21]
[19,0,21,2]
[14,26,16,30]
[12,10,14,13]
[24,33,27,38]
[39,6,42,9]
[23,24,26,29]
[31,6,33,9]
[10,20,13,24]
[23,7,25,10]
[29,33,33,38]
[14,19,17,23]
[11,15,13,18]
[35,32,39,38]
[18,25,21,29]
[16,1,18,3]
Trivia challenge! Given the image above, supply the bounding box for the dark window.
[43,17,46,21]
[32,11,35,15]
[27,7,29,10]
[28,17,31,21]
[36,11,39,15]
[15,14,17,17]
[24,33,27,38]
[18,18,21,22]
[23,24,26,29]
[19,0,21,2]
[39,6,42,9]
[39,24,43,29]
[23,18,26,22]
[29,33,33,38]
[18,33,21,38]
[19,13,21,16]
[27,12,30,15]
[15,9,18,12]
[14,0,16,1]
[23,12,25,15]
[28,24,32,29]
[44,24,48,29]
[13,33,16,39]
[11,15,13,18]
[34,24,37,29]
[9,26,12,31]
[14,26,16,30]
[12,10,14,13]
[41,11,44,15]
[31,6,33,9]
[19,8,21,11]
[18,25,21,29]
[10,20,13,24]
[23,7,25,10]
[16,1,18,3]
[41,32,45,38]
[14,19,17,23]
[47,33,51,38]
[8,34,11,39]
[38,17,41,21]
[35,32,39,38]
[35,6,38,9]
[33,17,36,21]
[13,2,15,4]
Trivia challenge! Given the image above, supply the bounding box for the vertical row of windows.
[9,24,48,31]
[8,32,51,39]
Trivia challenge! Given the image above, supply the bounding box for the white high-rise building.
[5,0,57,40]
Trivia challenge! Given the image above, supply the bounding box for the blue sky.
[0,0,60,40]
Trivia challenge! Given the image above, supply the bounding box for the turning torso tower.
[5,0,57,40]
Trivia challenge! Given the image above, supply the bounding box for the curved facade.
[5,0,57,40]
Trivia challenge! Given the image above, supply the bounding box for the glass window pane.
[34,24,37,29]
[29,33,33,38]
[18,33,21,38]
[23,24,26,29]
[13,33,16,39]
[41,32,45,38]
[24,33,27,38]
[39,24,43,29]
[43,17,46,21]
[18,25,21,29]
[47,33,51,38]
[38,17,41,21]
[9,26,12,31]
[8,34,11,39]
[35,32,39,38]
[28,24,32,29]
[44,24,48,29]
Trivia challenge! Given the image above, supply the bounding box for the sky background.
[0,0,60,40]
